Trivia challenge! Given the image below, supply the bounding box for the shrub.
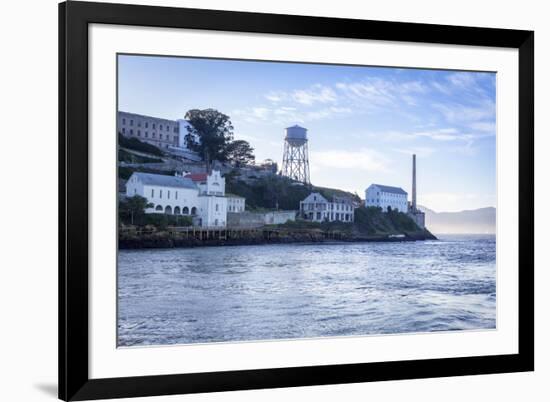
[118,132,165,156]
[118,149,163,164]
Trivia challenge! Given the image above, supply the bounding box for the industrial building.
[125,170,228,228]
[365,184,408,213]
[300,192,355,223]
[364,154,426,229]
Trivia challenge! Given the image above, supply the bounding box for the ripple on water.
[118,234,496,346]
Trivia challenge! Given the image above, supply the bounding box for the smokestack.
[412,154,417,211]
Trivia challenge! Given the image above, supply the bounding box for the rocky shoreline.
[119,228,437,250]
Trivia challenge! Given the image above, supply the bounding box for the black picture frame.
[59,1,534,400]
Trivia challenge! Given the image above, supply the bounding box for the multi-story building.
[299,192,355,223]
[226,194,246,213]
[364,184,408,213]
[125,170,228,227]
[117,111,195,152]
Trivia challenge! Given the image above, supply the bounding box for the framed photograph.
[59,1,534,400]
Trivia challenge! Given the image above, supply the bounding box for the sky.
[118,54,496,213]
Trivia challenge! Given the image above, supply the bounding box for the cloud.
[335,78,428,108]
[393,146,436,158]
[469,121,496,133]
[433,100,495,124]
[311,148,389,172]
[292,84,337,105]
[378,127,483,143]
[265,84,337,106]
[265,91,285,103]
[232,104,351,125]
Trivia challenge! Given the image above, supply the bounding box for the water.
[117,234,496,347]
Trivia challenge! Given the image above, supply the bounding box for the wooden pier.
[121,226,345,242]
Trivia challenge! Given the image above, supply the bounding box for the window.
[130,129,133,135]
[138,121,141,127]
[122,118,126,124]
[152,133,156,138]
[151,189,154,198]
[215,204,219,212]
[122,128,125,134]
[137,130,141,137]
[175,192,178,200]
[145,132,148,138]
[159,190,162,199]
[153,123,156,129]
[134,188,136,195]
[145,122,148,128]
[160,134,163,139]
[160,124,163,131]
[174,127,177,133]
[167,190,170,199]
[130,119,133,126]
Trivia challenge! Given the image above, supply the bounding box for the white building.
[125,170,228,227]
[226,194,246,212]
[300,192,355,223]
[364,184,408,213]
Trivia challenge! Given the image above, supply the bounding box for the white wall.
[365,185,408,213]
[0,1,547,402]
[199,195,227,227]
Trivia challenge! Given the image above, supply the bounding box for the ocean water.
[117,234,496,347]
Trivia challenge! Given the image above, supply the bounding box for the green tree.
[226,139,255,167]
[184,109,234,171]
[119,195,153,225]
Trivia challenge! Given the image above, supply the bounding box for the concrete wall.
[227,211,297,228]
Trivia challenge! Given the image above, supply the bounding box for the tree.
[184,109,234,171]
[226,139,255,167]
[119,195,153,225]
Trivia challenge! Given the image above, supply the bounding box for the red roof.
[184,173,208,182]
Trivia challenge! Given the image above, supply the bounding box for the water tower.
[282,125,310,184]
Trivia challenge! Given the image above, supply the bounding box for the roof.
[131,172,198,189]
[118,110,179,124]
[184,173,208,182]
[371,184,408,195]
[302,192,329,203]
[286,124,307,130]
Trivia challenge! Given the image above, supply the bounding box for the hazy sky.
[118,54,496,212]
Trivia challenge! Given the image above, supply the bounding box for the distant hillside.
[419,206,496,234]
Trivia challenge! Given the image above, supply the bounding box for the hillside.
[419,206,496,234]
[225,174,361,211]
